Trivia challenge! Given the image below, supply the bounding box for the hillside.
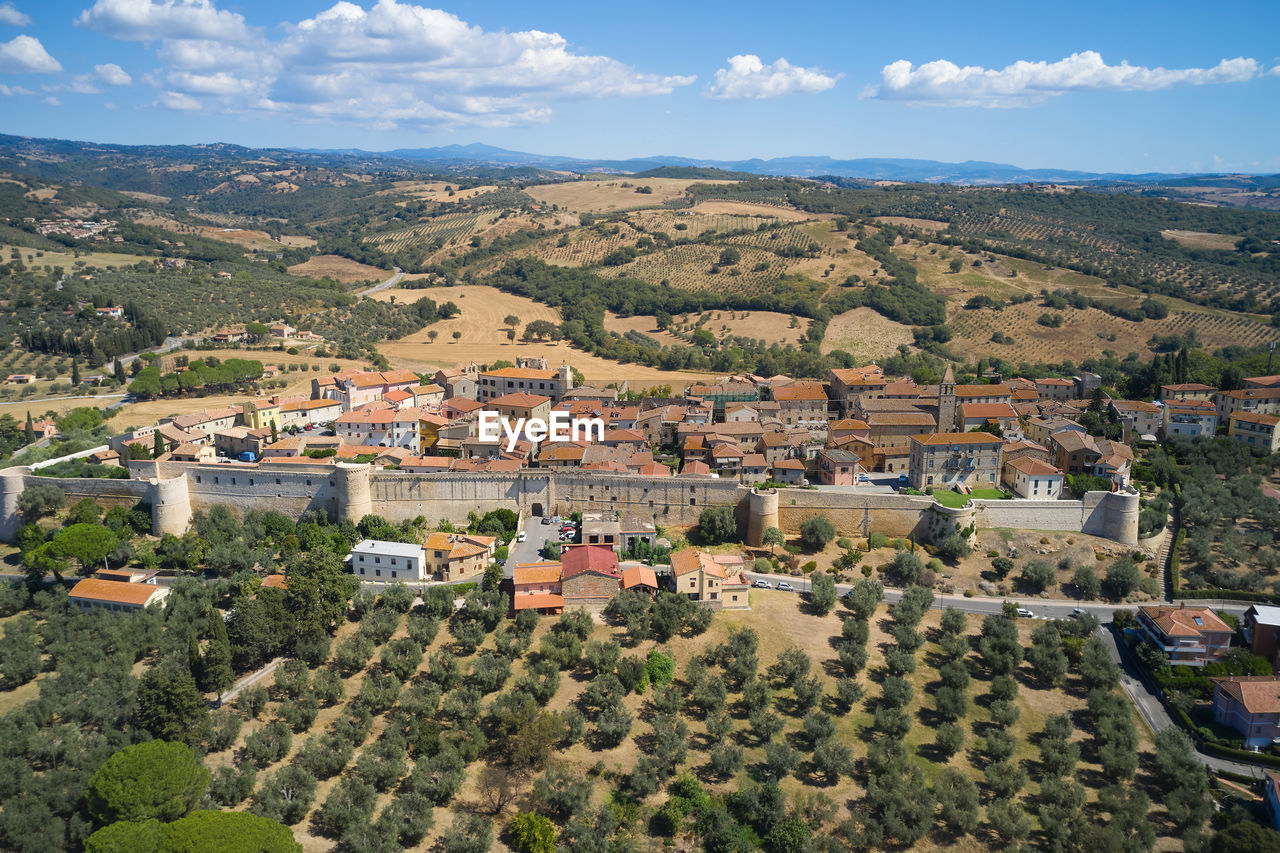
[0,134,1278,430]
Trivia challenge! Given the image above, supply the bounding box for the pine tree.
[23,411,34,445]
[71,359,81,386]
[202,611,235,701]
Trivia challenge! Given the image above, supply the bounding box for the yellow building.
[243,397,282,431]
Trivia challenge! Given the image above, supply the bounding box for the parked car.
[776,581,795,592]
[1072,607,1087,618]
[1015,607,1035,618]
[516,531,527,543]
[541,517,553,525]
[752,579,773,589]
[303,424,314,431]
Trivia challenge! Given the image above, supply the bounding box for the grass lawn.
[970,488,1011,500]
[932,488,1011,508]
[932,489,970,508]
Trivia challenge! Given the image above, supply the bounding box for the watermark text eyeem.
[477,410,605,453]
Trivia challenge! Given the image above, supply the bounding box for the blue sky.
[1,0,1277,173]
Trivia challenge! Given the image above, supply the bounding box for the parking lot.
[503,514,575,578]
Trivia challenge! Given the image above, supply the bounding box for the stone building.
[907,432,1004,491]
[559,544,621,612]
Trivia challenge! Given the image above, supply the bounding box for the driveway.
[504,515,565,578]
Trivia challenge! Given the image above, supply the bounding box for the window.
[689,579,696,588]
[391,571,397,578]
[276,478,281,485]
[375,569,381,577]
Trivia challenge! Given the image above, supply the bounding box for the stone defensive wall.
[0,459,1140,547]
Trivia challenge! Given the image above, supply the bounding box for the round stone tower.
[1103,488,1140,546]
[745,488,780,547]
[148,474,193,537]
[336,463,374,525]
[0,466,30,543]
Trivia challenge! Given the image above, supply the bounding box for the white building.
[350,539,428,583]
[1005,456,1065,500]
[334,408,424,452]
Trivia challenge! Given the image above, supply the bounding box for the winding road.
[356,267,404,298]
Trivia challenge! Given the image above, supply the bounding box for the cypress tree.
[71,359,81,386]
[23,411,34,445]
[202,611,235,700]
[154,430,166,457]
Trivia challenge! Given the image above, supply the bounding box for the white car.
[752,579,773,589]
[516,531,527,543]
[1015,607,1035,618]
[777,581,795,592]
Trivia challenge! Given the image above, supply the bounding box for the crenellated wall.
[0,459,1141,547]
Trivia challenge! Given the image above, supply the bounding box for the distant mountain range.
[1,131,1275,190]
[305,142,1275,186]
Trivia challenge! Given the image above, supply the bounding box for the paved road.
[1099,625,1268,779]
[356,267,404,298]
[118,334,189,368]
[741,568,1251,621]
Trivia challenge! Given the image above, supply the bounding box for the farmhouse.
[422,531,494,581]
[669,547,749,610]
[558,545,622,612]
[68,578,170,613]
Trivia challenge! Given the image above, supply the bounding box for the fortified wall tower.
[0,466,28,542]
[335,463,374,525]
[744,488,779,548]
[148,474,193,537]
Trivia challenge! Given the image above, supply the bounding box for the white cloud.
[76,0,252,42]
[0,3,30,26]
[41,94,58,105]
[0,34,60,73]
[870,51,1263,106]
[0,83,32,95]
[95,62,131,85]
[154,90,200,110]
[706,54,839,100]
[84,0,693,129]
